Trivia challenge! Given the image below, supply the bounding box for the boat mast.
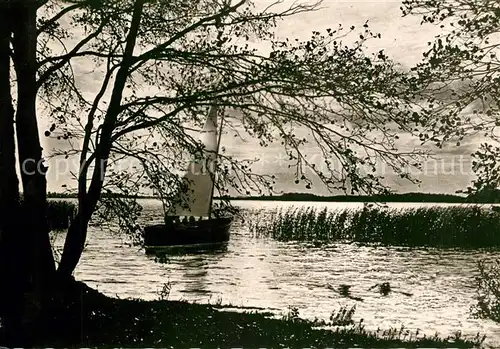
[208,105,224,219]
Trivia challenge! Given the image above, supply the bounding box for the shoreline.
[0,279,481,348]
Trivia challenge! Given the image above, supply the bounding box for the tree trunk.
[12,0,55,270]
[57,0,146,278]
[0,4,24,346]
[8,1,56,345]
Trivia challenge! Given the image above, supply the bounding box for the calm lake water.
[52,200,500,346]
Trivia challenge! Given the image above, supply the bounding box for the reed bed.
[252,205,500,247]
[17,195,77,231]
[46,200,77,231]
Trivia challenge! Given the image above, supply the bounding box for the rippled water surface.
[53,200,500,345]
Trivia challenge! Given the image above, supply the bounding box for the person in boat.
[164,215,176,228]
[164,215,173,224]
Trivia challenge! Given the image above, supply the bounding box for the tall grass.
[252,205,500,247]
[16,195,77,231]
[46,200,77,231]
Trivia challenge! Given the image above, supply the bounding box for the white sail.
[167,106,220,217]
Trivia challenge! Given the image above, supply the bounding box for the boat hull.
[143,217,232,249]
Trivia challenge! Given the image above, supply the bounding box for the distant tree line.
[220,192,470,203]
[47,191,155,199]
[48,190,500,203]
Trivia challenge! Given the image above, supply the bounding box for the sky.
[40,0,479,195]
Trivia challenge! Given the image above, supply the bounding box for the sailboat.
[143,105,232,249]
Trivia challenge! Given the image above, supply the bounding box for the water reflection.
[180,256,210,295]
[146,243,229,299]
[145,243,229,260]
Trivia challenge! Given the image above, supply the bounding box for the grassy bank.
[252,205,500,247]
[0,280,483,347]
